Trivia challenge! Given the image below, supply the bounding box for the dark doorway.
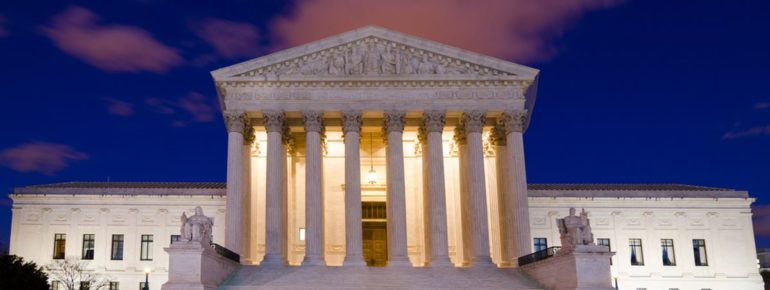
[362,202,387,267]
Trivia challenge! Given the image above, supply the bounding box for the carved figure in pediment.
[329,52,346,76]
[364,42,382,74]
[347,46,365,75]
[180,206,214,246]
[380,45,397,74]
[418,55,435,74]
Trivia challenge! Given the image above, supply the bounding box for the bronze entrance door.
[362,202,387,266]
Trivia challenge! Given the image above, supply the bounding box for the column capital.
[303,111,324,133]
[462,111,486,133]
[500,110,528,133]
[423,111,446,133]
[383,111,406,133]
[243,124,256,145]
[341,111,362,135]
[417,125,427,145]
[224,111,247,133]
[488,123,507,146]
[282,124,295,154]
[263,110,285,133]
[453,122,467,145]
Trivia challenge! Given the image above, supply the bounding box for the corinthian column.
[262,110,285,265]
[302,111,325,266]
[383,111,411,267]
[454,122,471,265]
[423,111,452,267]
[342,111,366,266]
[224,111,246,259]
[490,123,513,267]
[501,110,531,262]
[463,111,494,267]
[242,122,255,262]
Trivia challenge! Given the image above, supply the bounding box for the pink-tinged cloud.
[102,97,134,116]
[145,92,216,126]
[754,205,770,236]
[722,125,770,140]
[193,18,262,58]
[0,15,9,38]
[40,6,182,73]
[269,0,622,63]
[755,102,770,109]
[0,142,88,175]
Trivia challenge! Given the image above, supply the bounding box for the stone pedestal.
[520,245,614,290]
[162,242,239,290]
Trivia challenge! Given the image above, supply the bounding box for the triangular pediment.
[211,26,538,82]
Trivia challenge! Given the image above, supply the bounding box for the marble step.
[219,265,545,290]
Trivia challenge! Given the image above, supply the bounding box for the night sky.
[1,0,769,253]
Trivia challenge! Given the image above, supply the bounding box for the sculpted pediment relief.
[236,37,511,79]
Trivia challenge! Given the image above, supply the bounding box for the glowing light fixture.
[366,133,378,184]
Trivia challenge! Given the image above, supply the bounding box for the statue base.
[162,241,240,290]
[520,245,614,290]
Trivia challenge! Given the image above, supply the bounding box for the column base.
[342,256,367,267]
[427,258,454,268]
[470,256,496,268]
[261,253,285,266]
[302,255,326,266]
[387,257,413,267]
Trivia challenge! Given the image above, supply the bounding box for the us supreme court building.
[9,27,764,290]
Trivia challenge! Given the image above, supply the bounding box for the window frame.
[533,237,548,252]
[170,234,181,245]
[109,281,119,290]
[661,238,676,266]
[53,233,66,260]
[693,239,709,266]
[111,234,124,261]
[597,238,611,265]
[629,238,645,266]
[82,234,95,260]
[140,234,154,261]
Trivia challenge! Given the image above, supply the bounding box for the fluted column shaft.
[424,111,452,266]
[225,111,246,259]
[383,111,411,266]
[454,124,471,265]
[502,110,532,261]
[242,124,255,262]
[490,124,513,267]
[342,111,366,266]
[463,111,494,266]
[263,111,285,265]
[302,111,325,265]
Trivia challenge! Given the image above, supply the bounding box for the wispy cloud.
[193,18,262,59]
[145,92,216,127]
[723,125,770,140]
[40,6,182,73]
[269,0,623,63]
[0,15,9,38]
[755,102,770,109]
[102,97,134,116]
[0,142,88,175]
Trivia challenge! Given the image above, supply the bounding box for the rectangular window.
[661,239,676,266]
[53,234,66,259]
[140,234,153,261]
[629,238,644,266]
[533,238,548,252]
[111,234,124,260]
[79,281,90,290]
[109,282,119,290]
[82,234,95,260]
[597,238,611,265]
[139,282,147,290]
[170,235,181,245]
[51,281,61,290]
[693,239,708,266]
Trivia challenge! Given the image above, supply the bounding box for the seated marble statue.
[180,206,214,246]
[557,208,595,255]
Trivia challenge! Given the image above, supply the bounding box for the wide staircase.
[218,264,545,290]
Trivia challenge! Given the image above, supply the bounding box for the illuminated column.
[423,111,452,267]
[242,123,255,262]
[501,110,531,260]
[262,110,286,265]
[224,111,246,258]
[383,111,411,267]
[490,123,513,267]
[454,122,471,265]
[342,111,366,266]
[302,111,325,266]
[463,111,494,266]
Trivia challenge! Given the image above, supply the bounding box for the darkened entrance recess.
[362,202,387,267]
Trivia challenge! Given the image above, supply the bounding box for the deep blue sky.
[1,0,769,252]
